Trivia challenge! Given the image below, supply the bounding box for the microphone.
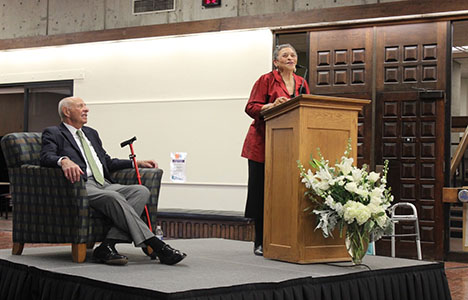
[297,64,308,95]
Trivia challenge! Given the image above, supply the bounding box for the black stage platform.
[0,239,451,300]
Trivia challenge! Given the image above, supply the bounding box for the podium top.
[261,94,371,121]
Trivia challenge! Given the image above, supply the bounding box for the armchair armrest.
[110,168,163,228]
[9,165,90,243]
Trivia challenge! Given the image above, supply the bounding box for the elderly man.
[40,96,186,266]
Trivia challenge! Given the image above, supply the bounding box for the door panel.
[309,27,373,94]
[375,91,444,259]
[376,22,447,92]
[309,28,373,167]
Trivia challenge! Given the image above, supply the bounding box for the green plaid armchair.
[0,132,163,263]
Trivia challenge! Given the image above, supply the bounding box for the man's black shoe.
[142,246,158,260]
[93,243,128,265]
[156,244,187,265]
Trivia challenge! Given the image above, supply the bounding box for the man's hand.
[137,160,158,168]
[61,158,84,183]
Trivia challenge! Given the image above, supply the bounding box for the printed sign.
[170,152,187,183]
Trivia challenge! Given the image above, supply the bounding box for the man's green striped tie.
[77,129,105,185]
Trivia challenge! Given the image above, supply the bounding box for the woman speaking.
[241,44,310,256]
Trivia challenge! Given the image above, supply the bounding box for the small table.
[0,182,10,219]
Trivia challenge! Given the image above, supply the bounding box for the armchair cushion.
[1,132,42,168]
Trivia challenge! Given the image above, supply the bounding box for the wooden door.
[307,22,448,259]
[375,22,447,260]
[0,93,24,136]
[309,27,373,167]
[375,91,445,259]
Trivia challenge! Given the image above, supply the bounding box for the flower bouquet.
[298,143,393,264]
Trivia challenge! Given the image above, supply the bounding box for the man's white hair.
[58,97,76,120]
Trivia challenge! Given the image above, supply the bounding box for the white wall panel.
[88,98,250,184]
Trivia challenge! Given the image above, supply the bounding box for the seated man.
[40,96,186,266]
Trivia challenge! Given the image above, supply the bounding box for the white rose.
[343,201,359,223]
[370,187,384,203]
[355,205,371,225]
[351,168,363,182]
[367,203,382,214]
[376,214,388,228]
[345,182,358,193]
[342,203,354,223]
[357,188,369,198]
[368,171,380,182]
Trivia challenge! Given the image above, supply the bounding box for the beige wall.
[0,28,273,211]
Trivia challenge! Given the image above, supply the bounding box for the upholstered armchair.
[0,132,163,263]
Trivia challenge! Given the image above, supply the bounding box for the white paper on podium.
[170,152,187,183]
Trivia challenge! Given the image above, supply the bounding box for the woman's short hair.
[273,44,297,60]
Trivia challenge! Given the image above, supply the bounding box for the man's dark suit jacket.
[40,123,132,181]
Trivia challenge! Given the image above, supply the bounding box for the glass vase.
[345,223,370,265]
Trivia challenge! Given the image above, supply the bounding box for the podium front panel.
[263,95,368,263]
[264,111,298,260]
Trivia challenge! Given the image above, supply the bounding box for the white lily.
[336,157,354,175]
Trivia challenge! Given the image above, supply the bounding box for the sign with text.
[170,152,187,182]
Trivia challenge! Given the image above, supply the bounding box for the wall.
[462,78,468,116]
[460,77,468,116]
[452,61,461,116]
[0,0,406,39]
[0,28,274,211]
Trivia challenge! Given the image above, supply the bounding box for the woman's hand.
[261,96,289,111]
[273,96,289,106]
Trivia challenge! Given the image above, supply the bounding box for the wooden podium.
[262,94,370,263]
